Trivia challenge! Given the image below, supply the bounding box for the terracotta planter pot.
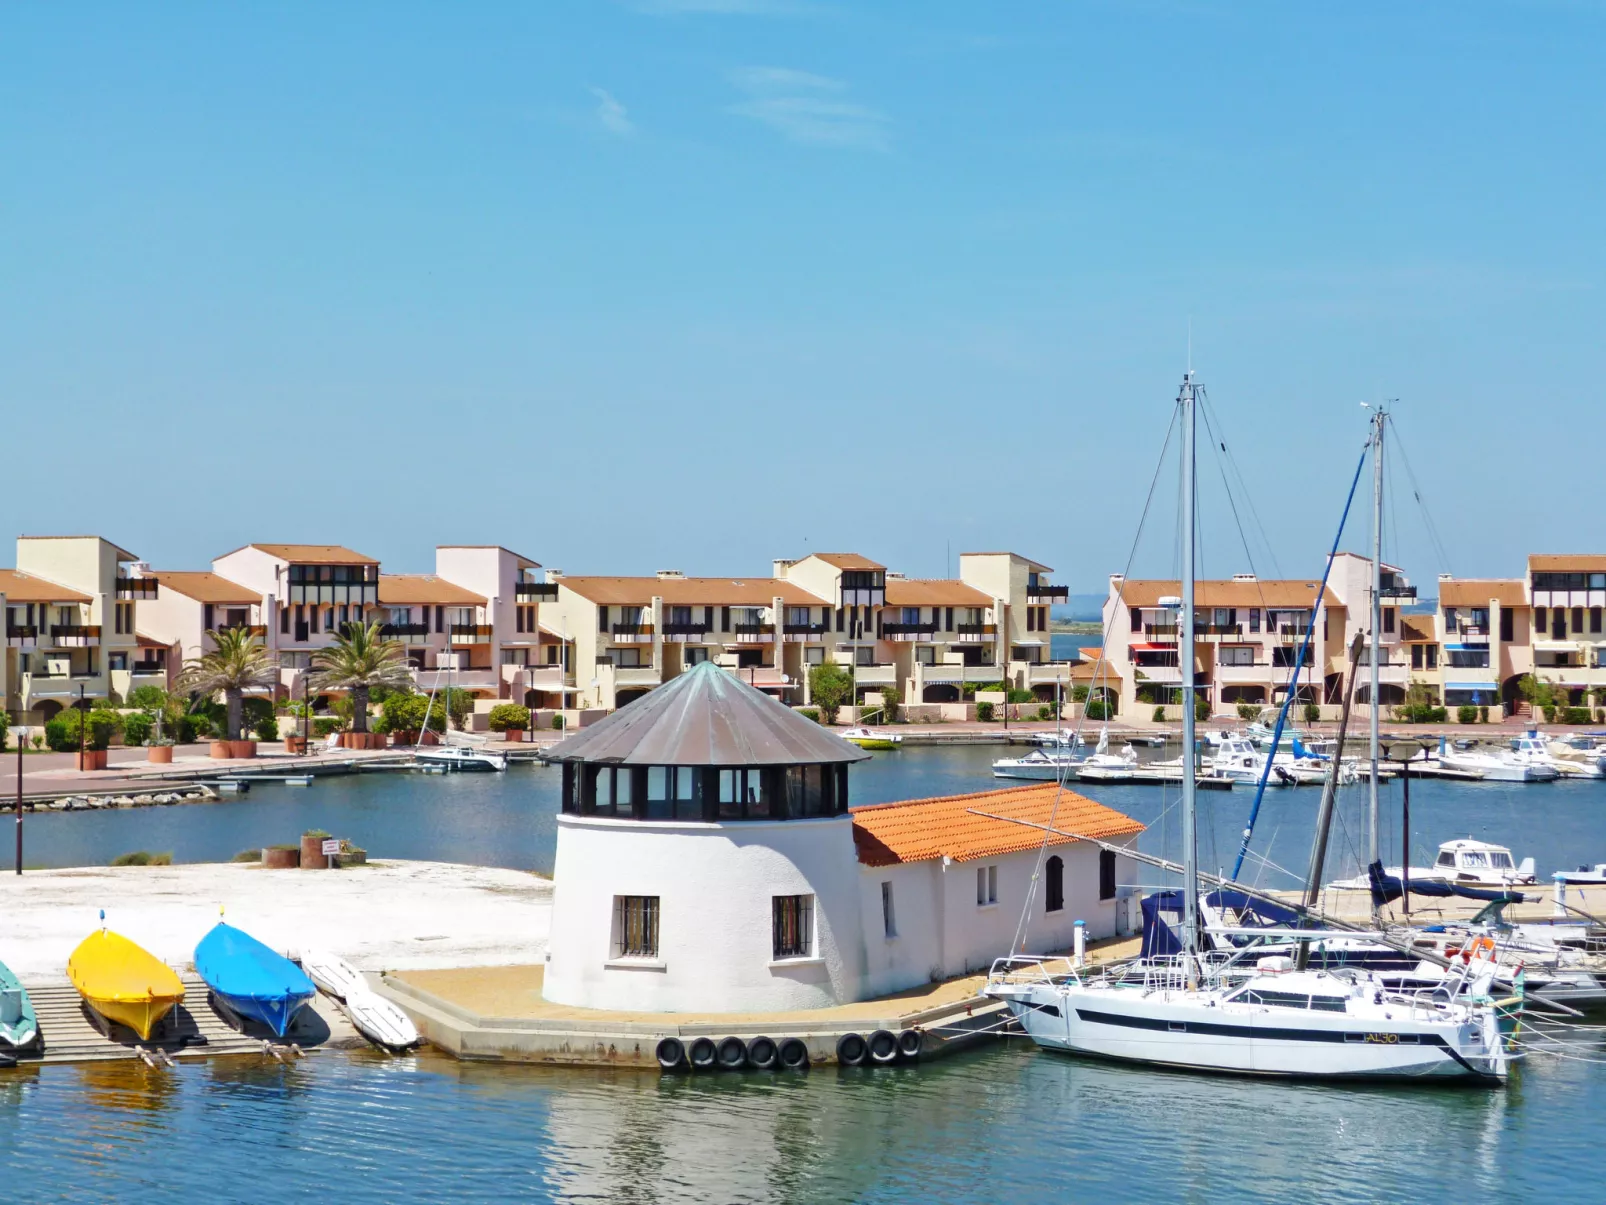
[300,833,330,868]
[504,728,526,743]
[262,846,300,869]
[390,731,417,747]
[76,750,108,771]
[209,740,233,760]
[230,740,258,759]
[283,736,307,754]
[337,732,353,749]
[420,730,441,746]
[147,745,174,765]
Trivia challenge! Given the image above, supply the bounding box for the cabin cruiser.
[1204,734,1350,786]
[993,728,1135,780]
[1330,839,1536,891]
[415,737,509,772]
[1540,732,1606,779]
[1031,728,1086,748]
[1558,863,1606,886]
[1436,741,1559,782]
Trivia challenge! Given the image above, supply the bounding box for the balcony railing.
[116,577,159,599]
[956,623,997,641]
[515,582,559,602]
[216,624,268,639]
[782,623,828,638]
[731,623,773,641]
[1027,585,1069,603]
[381,623,431,639]
[6,624,38,643]
[450,624,494,643]
[50,624,101,644]
[1144,624,1179,639]
[131,661,166,675]
[1279,624,1312,637]
[1380,584,1418,599]
[663,621,712,638]
[882,622,938,640]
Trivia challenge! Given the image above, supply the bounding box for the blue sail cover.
[1140,889,1304,958]
[194,922,317,1038]
[1290,737,1328,761]
[1365,861,1528,907]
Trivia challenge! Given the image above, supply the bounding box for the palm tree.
[174,628,279,740]
[308,620,413,735]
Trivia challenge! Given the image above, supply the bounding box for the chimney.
[546,569,563,581]
[656,569,684,580]
[1232,573,1257,583]
[131,561,152,578]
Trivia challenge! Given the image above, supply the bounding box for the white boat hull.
[416,746,508,772]
[341,991,420,1050]
[300,949,366,1000]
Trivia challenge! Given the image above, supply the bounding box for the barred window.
[613,895,659,959]
[773,894,814,959]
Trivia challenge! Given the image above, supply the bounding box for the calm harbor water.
[8,748,1606,1200]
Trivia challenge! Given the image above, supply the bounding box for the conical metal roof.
[540,662,869,767]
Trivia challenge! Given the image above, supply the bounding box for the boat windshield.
[1436,851,1456,868]
[1489,852,1514,868]
[1223,989,1349,1012]
[1461,852,1489,868]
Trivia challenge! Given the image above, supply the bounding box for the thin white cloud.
[728,67,888,151]
[590,87,635,136]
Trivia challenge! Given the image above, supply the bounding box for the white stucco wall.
[543,814,866,1013]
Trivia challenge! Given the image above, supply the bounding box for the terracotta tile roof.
[228,543,378,564]
[1114,579,1340,608]
[1440,579,1526,607]
[810,553,885,570]
[852,783,1143,867]
[378,574,486,605]
[1070,657,1123,683]
[149,571,259,605]
[1528,554,1606,572]
[0,569,91,603]
[557,576,829,607]
[1399,618,1434,643]
[883,578,992,607]
[135,631,170,649]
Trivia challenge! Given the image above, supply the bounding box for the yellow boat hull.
[846,737,899,750]
[67,930,186,1042]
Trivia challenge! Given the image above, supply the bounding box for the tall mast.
[1180,372,1199,965]
[1368,407,1385,919]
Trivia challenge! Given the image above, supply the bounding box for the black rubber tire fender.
[746,1035,779,1071]
[778,1037,810,1070]
[836,1032,868,1067]
[896,1029,923,1060]
[716,1035,748,1070]
[868,1029,899,1064]
[656,1037,687,1071]
[689,1036,718,1071]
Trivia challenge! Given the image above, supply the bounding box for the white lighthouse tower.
[540,662,871,1014]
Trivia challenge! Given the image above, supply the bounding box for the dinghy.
[67,921,185,1041]
[341,991,420,1050]
[194,920,316,1038]
[300,948,367,999]
[0,958,39,1052]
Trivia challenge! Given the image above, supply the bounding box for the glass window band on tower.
[563,762,849,821]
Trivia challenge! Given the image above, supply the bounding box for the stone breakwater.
[23,785,221,812]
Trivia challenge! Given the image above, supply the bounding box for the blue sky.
[4,2,1602,589]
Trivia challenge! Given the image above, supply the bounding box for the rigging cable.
[1387,414,1454,579]
[1229,433,1373,881]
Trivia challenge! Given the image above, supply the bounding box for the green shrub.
[798,707,821,724]
[1563,706,1593,725]
[1543,705,1557,723]
[1302,703,1321,723]
[487,703,532,732]
[878,684,902,724]
[1235,703,1259,721]
[0,710,8,752]
[48,708,119,751]
[126,684,167,710]
[232,849,263,863]
[1152,705,1166,722]
[179,713,213,742]
[303,828,330,839]
[313,717,342,738]
[1036,704,1055,722]
[1005,688,1033,705]
[1085,700,1111,721]
[110,850,172,867]
[45,719,70,752]
[552,712,565,730]
[378,692,444,734]
[122,712,153,746]
[1479,705,1490,723]
[1195,695,1210,721]
[254,715,279,741]
[1456,705,1478,724]
[976,701,995,722]
[1071,685,1090,703]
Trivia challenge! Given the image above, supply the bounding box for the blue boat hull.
[195,922,318,1039]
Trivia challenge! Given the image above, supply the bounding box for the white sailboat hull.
[998,982,1505,1081]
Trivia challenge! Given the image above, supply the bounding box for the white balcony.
[1213,662,1273,685]
[1019,661,1073,686]
[510,665,575,692]
[614,666,663,687]
[850,663,898,686]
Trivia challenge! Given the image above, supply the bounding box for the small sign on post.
[322,837,340,869]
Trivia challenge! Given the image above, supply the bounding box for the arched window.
[1045,855,1064,913]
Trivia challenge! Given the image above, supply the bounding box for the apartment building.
[134,569,264,692]
[1,536,144,723]
[1526,554,1606,706]
[533,551,1072,713]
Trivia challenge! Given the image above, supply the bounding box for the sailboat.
[987,379,1518,1082]
[413,658,508,772]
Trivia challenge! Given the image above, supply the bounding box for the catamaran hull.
[1002,992,1504,1082]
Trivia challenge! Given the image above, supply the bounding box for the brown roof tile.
[235,543,378,564]
[851,782,1143,867]
[1528,554,1606,572]
[1439,579,1526,607]
[149,571,259,605]
[1114,579,1340,608]
[558,576,828,607]
[0,569,92,603]
[811,553,885,570]
[378,574,486,605]
[883,579,992,607]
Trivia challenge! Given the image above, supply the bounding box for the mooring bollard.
[1073,919,1086,967]
[1554,871,1568,918]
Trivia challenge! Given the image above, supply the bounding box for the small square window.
[773,894,814,959]
[976,865,998,906]
[613,895,659,959]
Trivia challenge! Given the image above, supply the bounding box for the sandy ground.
[392,935,1143,1024]
[0,859,552,983]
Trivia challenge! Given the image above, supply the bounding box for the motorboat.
[67,922,186,1041]
[1330,839,1536,891]
[1436,742,1558,782]
[1540,732,1606,779]
[841,726,903,750]
[1556,863,1606,886]
[416,738,508,772]
[194,920,317,1038]
[991,747,1084,780]
[1031,728,1085,747]
[0,959,39,1053]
